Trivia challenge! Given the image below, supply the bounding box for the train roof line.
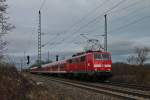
[71,50,110,57]
[30,50,111,68]
[41,60,66,68]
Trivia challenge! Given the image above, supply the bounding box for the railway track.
[36,75,150,100]
[103,81,150,91]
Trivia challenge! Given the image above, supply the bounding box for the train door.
[67,59,72,73]
[80,56,86,71]
[86,54,93,71]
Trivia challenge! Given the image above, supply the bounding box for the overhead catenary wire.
[109,0,150,24]
[71,1,149,41]
[43,0,149,53]
[85,13,150,40]
[44,0,127,49]
[109,15,150,33]
[62,0,110,33]
[85,0,150,36]
[39,0,47,10]
[84,0,148,35]
[42,33,61,47]
[69,9,150,51]
[43,0,127,52]
[62,0,127,44]
[110,0,147,14]
[44,0,110,47]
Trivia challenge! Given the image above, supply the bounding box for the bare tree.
[135,47,150,65]
[127,55,138,65]
[0,0,15,60]
[127,47,150,65]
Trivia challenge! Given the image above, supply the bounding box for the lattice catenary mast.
[38,10,42,67]
[104,14,107,52]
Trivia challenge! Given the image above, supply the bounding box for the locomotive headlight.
[105,64,111,67]
[94,64,102,67]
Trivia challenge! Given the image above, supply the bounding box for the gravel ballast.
[29,75,123,100]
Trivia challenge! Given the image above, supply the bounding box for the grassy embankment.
[0,63,51,100]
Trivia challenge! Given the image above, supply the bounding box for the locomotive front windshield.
[94,53,111,60]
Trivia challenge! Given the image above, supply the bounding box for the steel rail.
[103,81,150,91]
[37,76,150,100]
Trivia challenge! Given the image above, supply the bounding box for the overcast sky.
[4,0,150,65]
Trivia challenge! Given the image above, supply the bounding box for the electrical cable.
[44,0,110,47]
[84,0,150,37]
[110,15,150,33]
[42,0,110,47]
[81,0,145,36]
[109,0,150,24]
[44,0,127,51]
[62,0,127,44]
[39,0,46,10]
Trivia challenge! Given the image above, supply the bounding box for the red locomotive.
[30,51,112,79]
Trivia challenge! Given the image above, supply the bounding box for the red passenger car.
[30,51,112,78]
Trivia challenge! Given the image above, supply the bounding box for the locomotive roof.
[72,50,111,58]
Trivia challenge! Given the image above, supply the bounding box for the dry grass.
[111,63,150,84]
[0,63,51,100]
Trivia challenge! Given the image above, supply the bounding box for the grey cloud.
[4,0,150,63]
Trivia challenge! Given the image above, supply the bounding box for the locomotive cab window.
[94,53,110,60]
